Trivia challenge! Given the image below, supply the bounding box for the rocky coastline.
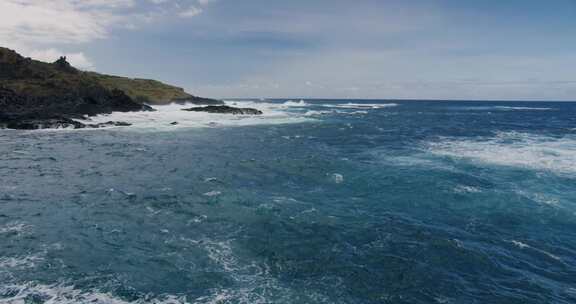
[0,47,261,130]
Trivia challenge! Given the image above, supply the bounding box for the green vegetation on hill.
[88,73,193,105]
[0,47,219,105]
[0,48,101,97]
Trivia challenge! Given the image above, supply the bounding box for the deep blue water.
[1,99,576,303]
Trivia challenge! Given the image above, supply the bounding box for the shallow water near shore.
[1,99,576,303]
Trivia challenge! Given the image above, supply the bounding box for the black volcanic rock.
[172,96,224,105]
[0,86,151,130]
[53,56,78,74]
[182,105,263,115]
[0,47,155,129]
[0,46,228,129]
[0,113,86,130]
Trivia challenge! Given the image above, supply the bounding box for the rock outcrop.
[0,47,223,129]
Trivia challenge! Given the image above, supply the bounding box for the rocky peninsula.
[0,47,259,130]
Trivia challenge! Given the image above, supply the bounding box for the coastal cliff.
[0,47,223,129]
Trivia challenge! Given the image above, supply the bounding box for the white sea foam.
[77,101,313,131]
[203,191,222,197]
[0,255,43,269]
[510,240,530,249]
[323,103,398,109]
[428,132,576,175]
[0,281,326,304]
[348,110,369,115]
[304,110,334,117]
[494,106,553,111]
[453,185,482,194]
[458,106,554,111]
[0,283,188,304]
[508,240,562,261]
[515,190,560,206]
[0,222,32,235]
[282,99,308,107]
[330,173,345,184]
[194,239,293,304]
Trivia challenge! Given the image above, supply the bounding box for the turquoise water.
[1,100,576,303]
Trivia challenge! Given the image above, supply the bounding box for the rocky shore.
[0,47,260,130]
[0,85,151,129]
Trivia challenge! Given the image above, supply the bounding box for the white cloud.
[179,6,203,18]
[0,0,137,69]
[178,0,217,18]
[197,0,215,6]
[0,1,114,45]
[0,0,212,69]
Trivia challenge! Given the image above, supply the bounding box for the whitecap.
[508,240,562,261]
[0,255,43,269]
[494,106,553,111]
[453,185,482,194]
[203,191,222,197]
[0,222,32,235]
[428,132,576,176]
[510,240,530,249]
[194,239,312,304]
[330,173,345,184]
[323,103,398,109]
[282,99,308,107]
[73,101,314,132]
[515,190,560,206]
[0,283,188,304]
[304,110,333,117]
[348,110,369,115]
[458,106,554,111]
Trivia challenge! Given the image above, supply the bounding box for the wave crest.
[428,132,576,175]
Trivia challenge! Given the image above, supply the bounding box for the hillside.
[0,47,221,105]
[0,47,225,129]
[90,73,193,104]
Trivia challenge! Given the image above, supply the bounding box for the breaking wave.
[0,283,188,304]
[282,100,308,107]
[457,106,554,111]
[323,103,398,109]
[78,101,313,131]
[428,131,576,175]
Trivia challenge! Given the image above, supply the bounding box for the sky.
[1,0,575,100]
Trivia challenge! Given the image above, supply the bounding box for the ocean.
[1,99,575,303]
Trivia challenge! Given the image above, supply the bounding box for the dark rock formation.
[0,113,85,130]
[0,47,231,129]
[182,105,263,115]
[53,56,78,74]
[0,112,132,130]
[0,86,151,130]
[0,47,154,130]
[172,96,224,105]
[90,121,133,128]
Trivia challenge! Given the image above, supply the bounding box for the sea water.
[1,99,576,303]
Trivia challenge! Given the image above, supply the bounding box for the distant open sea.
[1,99,576,303]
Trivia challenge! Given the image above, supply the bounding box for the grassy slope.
[88,73,193,105]
[0,47,98,97]
[0,47,204,105]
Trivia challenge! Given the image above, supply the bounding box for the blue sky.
[1,0,575,100]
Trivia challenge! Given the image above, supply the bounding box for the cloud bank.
[0,0,214,68]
